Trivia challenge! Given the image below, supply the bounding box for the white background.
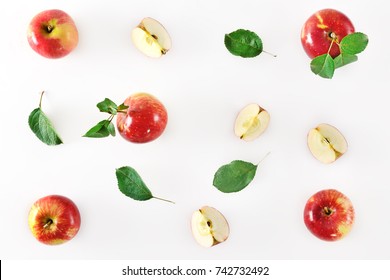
[0,0,389,260]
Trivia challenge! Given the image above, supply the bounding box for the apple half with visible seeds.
[234,103,270,141]
[131,17,172,58]
[307,123,348,164]
[191,206,229,248]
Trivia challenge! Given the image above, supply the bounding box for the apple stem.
[46,25,54,33]
[256,151,271,166]
[107,114,114,122]
[329,32,338,41]
[323,207,333,216]
[43,219,53,228]
[326,37,336,55]
[39,91,45,108]
[153,196,175,204]
[263,50,277,57]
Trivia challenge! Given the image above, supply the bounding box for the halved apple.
[234,103,270,141]
[131,17,172,58]
[191,206,229,248]
[307,123,348,164]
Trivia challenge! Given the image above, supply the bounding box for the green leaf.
[310,54,335,79]
[115,166,153,201]
[107,122,116,136]
[340,32,369,55]
[117,103,129,112]
[334,53,358,68]
[83,120,112,138]
[97,98,118,115]
[224,29,263,58]
[213,160,258,193]
[28,108,63,146]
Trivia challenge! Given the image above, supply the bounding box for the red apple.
[27,9,79,59]
[304,189,354,241]
[301,9,355,59]
[116,93,168,143]
[28,195,81,245]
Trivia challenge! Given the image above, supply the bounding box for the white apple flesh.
[131,17,172,58]
[191,206,229,248]
[234,103,270,141]
[307,123,348,164]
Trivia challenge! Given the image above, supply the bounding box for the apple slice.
[191,206,229,248]
[131,17,172,58]
[234,103,270,141]
[307,123,348,164]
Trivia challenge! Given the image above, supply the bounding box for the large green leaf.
[28,108,63,146]
[213,160,258,193]
[224,29,263,58]
[340,32,369,55]
[116,166,153,201]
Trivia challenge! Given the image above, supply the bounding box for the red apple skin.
[304,189,354,241]
[27,9,79,59]
[301,9,355,59]
[116,93,168,143]
[28,195,81,245]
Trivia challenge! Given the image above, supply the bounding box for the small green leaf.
[83,120,112,138]
[340,32,369,55]
[224,29,263,58]
[310,54,335,79]
[28,108,63,146]
[213,160,258,193]
[334,53,358,68]
[116,166,153,201]
[107,122,116,136]
[117,103,129,112]
[97,98,118,115]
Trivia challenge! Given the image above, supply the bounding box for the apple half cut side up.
[307,123,347,164]
[234,103,270,141]
[131,17,172,58]
[191,206,229,248]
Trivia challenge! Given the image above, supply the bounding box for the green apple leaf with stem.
[213,152,270,193]
[28,91,63,146]
[116,166,174,203]
[224,29,276,58]
[83,119,115,138]
[83,98,128,138]
[310,31,368,79]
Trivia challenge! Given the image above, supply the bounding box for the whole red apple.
[116,93,168,143]
[28,195,81,245]
[27,9,79,59]
[301,9,355,59]
[304,189,354,241]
